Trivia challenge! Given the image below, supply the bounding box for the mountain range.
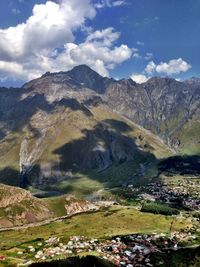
[0,65,199,191]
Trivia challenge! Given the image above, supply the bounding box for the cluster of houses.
[135,180,200,211]
[15,231,197,266]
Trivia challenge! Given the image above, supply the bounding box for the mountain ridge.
[0,65,199,190]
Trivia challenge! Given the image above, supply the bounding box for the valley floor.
[0,205,199,266]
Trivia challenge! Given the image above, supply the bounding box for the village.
[7,228,197,267]
[126,178,200,212]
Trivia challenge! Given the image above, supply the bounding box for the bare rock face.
[65,195,99,215]
[105,77,200,149]
[0,184,52,227]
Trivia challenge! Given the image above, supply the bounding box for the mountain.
[0,65,199,191]
[105,76,200,153]
[22,65,200,154]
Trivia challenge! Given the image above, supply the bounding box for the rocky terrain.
[0,184,52,227]
[64,195,99,215]
[21,65,199,151]
[0,65,199,189]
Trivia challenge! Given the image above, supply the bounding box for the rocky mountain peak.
[66,64,110,93]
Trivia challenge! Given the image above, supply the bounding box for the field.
[0,206,189,250]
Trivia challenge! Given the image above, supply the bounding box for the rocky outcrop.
[105,77,200,150]
[0,184,52,227]
[65,195,99,215]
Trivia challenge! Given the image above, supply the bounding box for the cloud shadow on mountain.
[0,89,93,139]
[51,119,156,191]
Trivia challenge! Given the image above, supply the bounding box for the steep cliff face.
[105,77,200,151]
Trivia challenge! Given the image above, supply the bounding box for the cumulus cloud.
[0,0,96,62]
[85,27,120,46]
[130,73,149,84]
[145,58,191,75]
[0,0,132,82]
[131,57,191,84]
[155,58,191,75]
[46,28,132,77]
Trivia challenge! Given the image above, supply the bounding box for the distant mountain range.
[0,65,199,188]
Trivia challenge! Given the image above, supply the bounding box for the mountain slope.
[0,184,52,227]
[105,76,200,152]
[0,97,171,189]
[0,65,199,191]
[22,65,199,153]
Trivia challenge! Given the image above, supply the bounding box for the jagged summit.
[68,64,100,75]
[25,65,200,92]
[23,64,113,95]
[184,76,200,85]
[146,76,181,84]
[41,65,101,77]
[66,64,111,93]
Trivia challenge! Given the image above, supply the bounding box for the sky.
[0,0,199,86]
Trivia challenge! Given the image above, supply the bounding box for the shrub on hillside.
[141,202,179,216]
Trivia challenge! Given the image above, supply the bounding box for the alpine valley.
[0,65,200,267]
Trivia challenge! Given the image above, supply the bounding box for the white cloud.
[144,52,153,61]
[145,61,156,74]
[0,0,96,62]
[50,28,132,77]
[130,74,149,84]
[0,0,132,82]
[85,27,120,46]
[156,58,191,75]
[130,58,191,84]
[132,53,141,59]
[144,58,191,75]
[136,41,144,46]
[94,0,126,8]
[112,0,126,6]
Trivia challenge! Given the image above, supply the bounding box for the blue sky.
[0,0,199,86]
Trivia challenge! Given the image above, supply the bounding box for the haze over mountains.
[0,65,199,189]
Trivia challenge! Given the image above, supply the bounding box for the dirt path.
[0,208,103,232]
[0,212,88,232]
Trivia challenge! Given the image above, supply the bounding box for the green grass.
[46,159,158,197]
[179,120,200,155]
[46,174,103,198]
[45,196,67,217]
[0,206,190,251]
